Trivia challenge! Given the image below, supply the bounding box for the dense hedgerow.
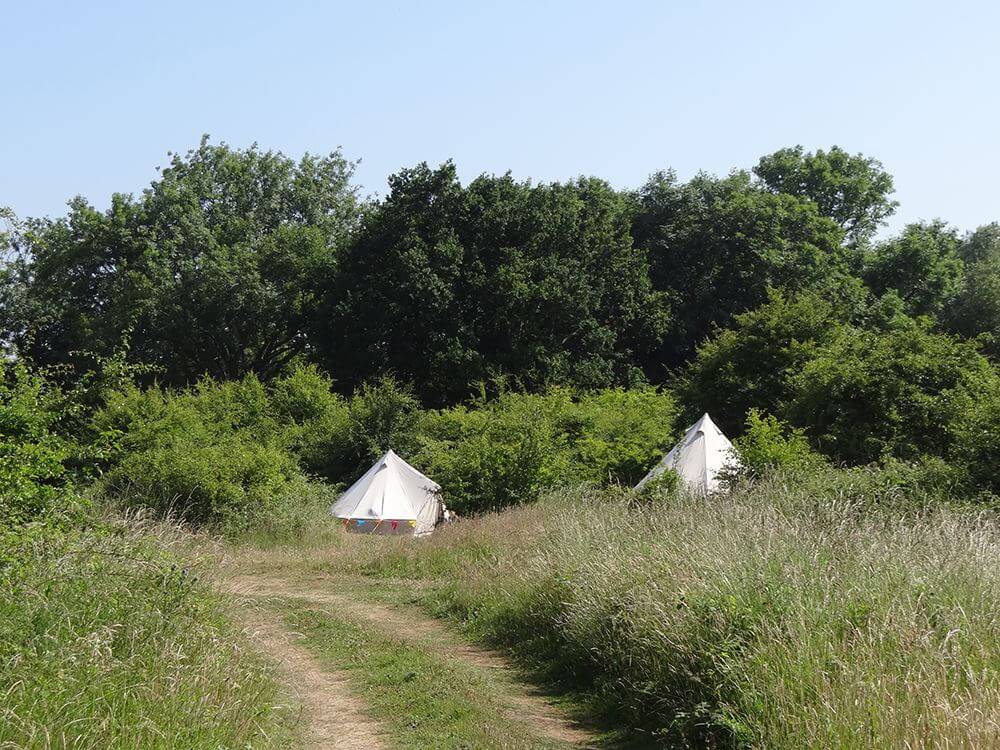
[413,387,679,513]
[91,373,330,535]
[92,368,681,521]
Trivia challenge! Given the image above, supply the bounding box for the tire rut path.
[231,601,388,749]
[223,572,597,748]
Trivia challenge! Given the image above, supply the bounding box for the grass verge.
[0,520,292,749]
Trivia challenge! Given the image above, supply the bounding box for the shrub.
[271,364,352,480]
[106,437,300,534]
[346,376,422,466]
[416,393,560,514]
[415,388,678,513]
[785,322,1000,464]
[633,467,680,500]
[0,363,83,525]
[733,409,825,477]
[561,387,679,485]
[94,375,307,534]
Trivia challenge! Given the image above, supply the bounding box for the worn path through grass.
[220,568,599,749]
[233,599,389,749]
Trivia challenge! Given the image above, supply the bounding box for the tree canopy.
[317,162,668,403]
[6,138,358,383]
[3,139,998,496]
[754,145,897,243]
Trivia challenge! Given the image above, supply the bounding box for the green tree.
[754,145,897,243]
[944,223,1000,359]
[632,171,850,367]
[863,222,964,319]
[11,138,359,383]
[677,290,851,436]
[319,163,668,402]
[957,221,1000,265]
[785,322,998,464]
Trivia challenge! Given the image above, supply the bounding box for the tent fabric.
[635,413,741,494]
[330,450,442,536]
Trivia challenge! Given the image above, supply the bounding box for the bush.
[415,388,678,513]
[94,374,311,535]
[269,364,352,480]
[786,322,999,464]
[0,363,83,525]
[415,392,562,514]
[560,387,680,485]
[733,409,825,477]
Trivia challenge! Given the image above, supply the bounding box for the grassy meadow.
[236,469,1000,749]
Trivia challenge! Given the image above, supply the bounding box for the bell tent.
[636,413,740,494]
[331,450,442,536]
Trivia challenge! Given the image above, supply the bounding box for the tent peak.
[692,413,721,432]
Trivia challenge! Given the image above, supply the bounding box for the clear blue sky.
[3,0,998,235]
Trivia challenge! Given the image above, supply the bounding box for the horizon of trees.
[2,137,998,480]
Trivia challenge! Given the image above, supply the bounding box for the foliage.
[8,138,358,384]
[346,376,422,465]
[0,363,83,525]
[415,388,678,513]
[93,373,318,534]
[863,221,965,319]
[944,382,1000,498]
[631,170,850,366]
[733,409,825,476]
[677,290,846,436]
[318,163,668,403]
[784,322,999,465]
[753,145,897,242]
[945,223,1000,359]
[633,467,680,500]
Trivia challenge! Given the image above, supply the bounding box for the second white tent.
[635,413,740,494]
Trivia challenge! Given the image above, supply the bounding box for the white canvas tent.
[635,413,740,494]
[330,450,442,536]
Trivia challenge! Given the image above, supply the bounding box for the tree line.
[2,137,998,490]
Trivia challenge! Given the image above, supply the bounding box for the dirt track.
[222,572,596,749]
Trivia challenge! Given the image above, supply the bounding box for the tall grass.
[0,519,290,749]
[335,469,1000,748]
